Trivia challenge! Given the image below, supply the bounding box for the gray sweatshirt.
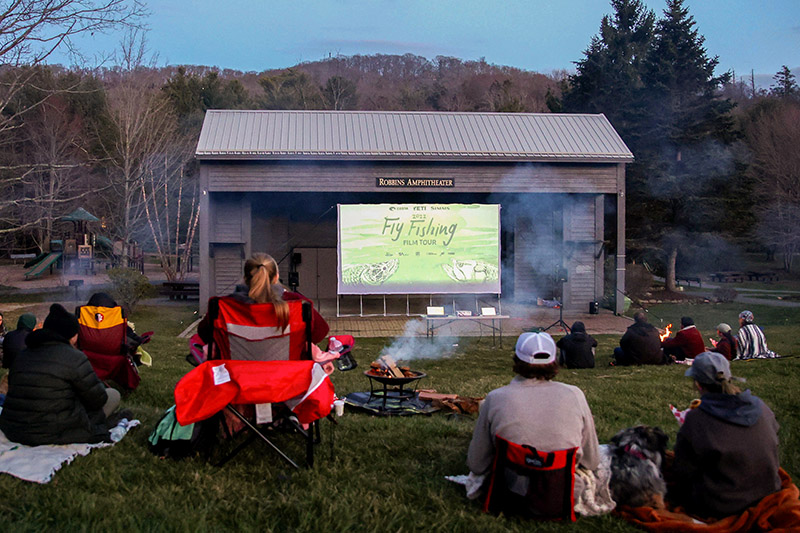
[467,376,600,476]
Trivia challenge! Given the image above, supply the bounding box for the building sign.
[376,177,454,188]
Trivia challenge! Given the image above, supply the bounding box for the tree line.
[0,0,797,283]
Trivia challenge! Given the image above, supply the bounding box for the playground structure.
[22,208,143,280]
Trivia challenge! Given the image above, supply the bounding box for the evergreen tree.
[770,65,798,98]
[638,0,736,289]
[561,0,655,149]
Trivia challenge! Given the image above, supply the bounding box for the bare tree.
[746,101,800,271]
[0,1,144,242]
[100,30,198,279]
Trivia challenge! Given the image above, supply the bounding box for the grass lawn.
[0,302,798,532]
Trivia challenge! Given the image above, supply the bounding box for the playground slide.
[23,252,48,268]
[24,251,62,280]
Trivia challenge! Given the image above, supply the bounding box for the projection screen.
[338,203,501,295]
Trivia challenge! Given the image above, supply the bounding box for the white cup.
[333,399,345,417]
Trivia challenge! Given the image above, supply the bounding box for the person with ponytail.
[671,352,780,517]
[708,323,737,361]
[198,253,329,346]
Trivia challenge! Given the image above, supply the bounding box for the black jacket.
[0,328,109,445]
[556,331,597,368]
[619,322,664,365]
[1,326,32,370]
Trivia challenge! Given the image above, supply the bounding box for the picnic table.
[160,281,199,300]
[710,271,745,283]
[676,275,702,287]
[746,271,780,282]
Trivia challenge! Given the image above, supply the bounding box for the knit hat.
[571,321,586,333]
[43,304,79,340]
[515,332,557,365]
[739,310,754,323]
[16,313,37,330]
[716,323,731,334]
[685,351,733,385]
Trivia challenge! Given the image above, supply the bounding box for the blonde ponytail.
[243,253,290,329]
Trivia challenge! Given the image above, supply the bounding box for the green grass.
[0,303,798,532]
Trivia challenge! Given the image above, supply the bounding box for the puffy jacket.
[0,328,109,445]
[619,321,664,364]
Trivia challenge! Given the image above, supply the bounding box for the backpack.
[147,405,217,459]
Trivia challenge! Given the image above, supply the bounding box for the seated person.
[662,316,705,361]
[709,322,737,361]
[613,311,665,365]
[1,313,36,370]
[467,332,600,501]
[84,292,144,356]
[671,352,780,518]
[556,321,597,369]
[735,310,778,360]
[198,253,329,347]
[0,304,121,445]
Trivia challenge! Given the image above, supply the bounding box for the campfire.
[659,323,673,342]
[366,355,420,379]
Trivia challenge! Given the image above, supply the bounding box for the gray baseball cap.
[685,351,732,385]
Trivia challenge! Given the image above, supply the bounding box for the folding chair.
[483,436,578,522]
[76,304,140,390]
[181,295,333,468]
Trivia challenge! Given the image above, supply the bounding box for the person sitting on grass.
[662,316,705,361]
[1,313,37,370]
[0,304,124,445]
[556,321,597,368]
[613,311,665,365]
[671,351,780,518]
[735,310,778,360]
[708,323,737,361]
[467,332,600,502]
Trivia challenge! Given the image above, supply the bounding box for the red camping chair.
[483,436,578,522]
[76,304,140,390]
[180,296,334,468]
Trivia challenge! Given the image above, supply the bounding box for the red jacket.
[662,325,705,358]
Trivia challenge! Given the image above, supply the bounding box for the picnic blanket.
[0,419,139,484]
[616,468,800,532]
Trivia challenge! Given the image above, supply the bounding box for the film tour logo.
[376,177,454,188]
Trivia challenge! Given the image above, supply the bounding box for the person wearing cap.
[0,304,121,445]
[671,351,780,518]
[735,310,778,360]
[467,332,600,500]
[708,323,737,361]
[555,321,597,369]
[661,316,705,361]
[1,313,37,370]
[613,311,666,365]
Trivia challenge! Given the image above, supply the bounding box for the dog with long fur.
[607,425,669,509]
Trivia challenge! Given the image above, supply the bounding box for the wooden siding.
[212,196,245,243]
[564,195,600,309]
[205,162,618,194]
[212,244,243,296]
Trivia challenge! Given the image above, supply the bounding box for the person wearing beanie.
[0,304,120,445]
[671,352,781,518]
[735,310,778,360]
[662,316,705,361]
[614,311,666,365]
[708,323,737,361]
[467,332,600,504]
[1,313,37,370]
[555,321,598,368]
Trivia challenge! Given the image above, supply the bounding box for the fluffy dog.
[607,425,669,509]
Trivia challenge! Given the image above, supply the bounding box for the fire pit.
[364,369,426,410]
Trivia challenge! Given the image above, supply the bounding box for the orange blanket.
[616,468,800,532]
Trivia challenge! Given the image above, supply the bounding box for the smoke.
[379,318,457,362]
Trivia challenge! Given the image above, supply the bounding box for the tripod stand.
[543,275,570,334]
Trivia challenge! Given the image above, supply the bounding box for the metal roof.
[196,110,633,163]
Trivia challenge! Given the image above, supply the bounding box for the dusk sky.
[55,0,799,86]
